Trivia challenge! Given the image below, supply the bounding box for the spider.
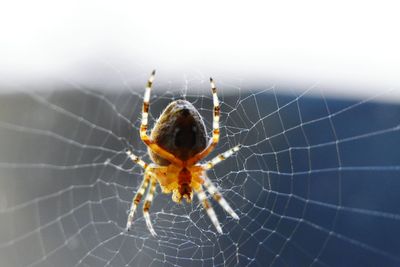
[125,70,241,235]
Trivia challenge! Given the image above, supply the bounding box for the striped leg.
[139,70,183,166]
[210,77,221,144]
[196,187,223,234]
[203,144,242,170]
[188,78,221,165]
[126,174,151,231]
[125,150,148,169]
[139,70,156,139]
[203,176,239,220]
[143,178,157,236]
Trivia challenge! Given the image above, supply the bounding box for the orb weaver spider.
[125,70,241,235]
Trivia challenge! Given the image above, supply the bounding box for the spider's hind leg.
[125,149,148,169]
[139,70,183,166]
[139,70,156,140]
[203,144,241,170]
[187,78,221,165]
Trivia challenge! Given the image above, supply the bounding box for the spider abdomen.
[149,100,208,165]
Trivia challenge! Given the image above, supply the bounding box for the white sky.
[0,0,399,98]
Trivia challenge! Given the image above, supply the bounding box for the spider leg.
[125,149,148,169]
[210,77,221,144]
[139,70,183,166]
[126,173,151,231]
[202,176,239,220]
[203,144,241,170]
[143,177,158,236]
[187,78,221,165]
[196,186,223,234]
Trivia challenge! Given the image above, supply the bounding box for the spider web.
[0,71,400,267]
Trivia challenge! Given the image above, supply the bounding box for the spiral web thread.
[0,72,400,267]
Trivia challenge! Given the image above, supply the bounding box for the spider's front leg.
[195,186,223,234]
[139,165,171,236]
[143,177,157,236]
[125,149,151,231]
[126,173,151,231]
[202,176,239,220]
[125,154,164,235]
[202,144,241,220]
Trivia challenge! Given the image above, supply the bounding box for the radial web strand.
[0,73,400,266]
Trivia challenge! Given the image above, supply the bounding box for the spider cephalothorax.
[125,70,241,235]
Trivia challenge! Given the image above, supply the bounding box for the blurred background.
[1,1,400,266]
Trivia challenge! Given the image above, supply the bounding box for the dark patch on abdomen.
[175,126,197,149]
